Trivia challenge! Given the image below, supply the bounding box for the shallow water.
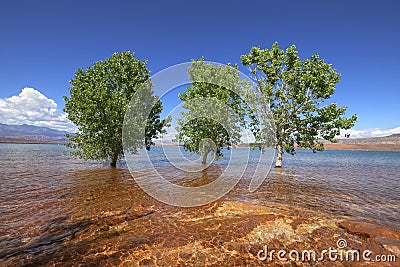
[0,144,399,265]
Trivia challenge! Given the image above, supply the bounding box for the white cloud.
[340,126,400,139]
[154,127,178,143]
[0,88,77,132]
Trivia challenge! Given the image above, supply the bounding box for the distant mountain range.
[0,123,71,143]
[338,134,400,144]
[321,134,400,151]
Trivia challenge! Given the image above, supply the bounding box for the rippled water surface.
[0,144,399,265]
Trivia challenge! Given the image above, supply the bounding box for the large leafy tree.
[64,51,168,167]
[241,43,357,167]
[177,59,246,164]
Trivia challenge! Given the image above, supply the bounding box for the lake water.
[0,143,399,265]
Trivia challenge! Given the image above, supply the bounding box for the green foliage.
[176,59,247,163]
[63,51,168,166]
[241,43,357,163]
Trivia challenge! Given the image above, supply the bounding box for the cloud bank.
[0,88,77,132]
[340,126,400,139]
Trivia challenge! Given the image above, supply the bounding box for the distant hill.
[336,134,400,144]
[324,134,400,151]
[238,134,400,152]
[0,123,71,144]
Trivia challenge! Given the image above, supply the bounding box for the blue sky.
[0,0,399,137]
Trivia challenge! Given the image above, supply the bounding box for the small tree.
[177,59,246,164]
[241,43,357,167]
[64,51,168,167]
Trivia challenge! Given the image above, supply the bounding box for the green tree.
[241,43,357,167]
[177,59,246,164]
[63,51,168,167]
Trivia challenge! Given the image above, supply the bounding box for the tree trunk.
[202,143,211,164]
[202,152,207,164]
[275,144,283,168]
[110,154,118,168]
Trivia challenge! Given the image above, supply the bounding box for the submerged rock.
[373,237,400,257]
[3,199,399,266]
[338,220,400,239]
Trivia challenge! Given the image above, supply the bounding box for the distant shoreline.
[0,140,67,145]
[2,141,400,152]
[0,141,66,145]
[323,143,400,152]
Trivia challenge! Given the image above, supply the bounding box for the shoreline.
[323,143,400,152]
[2,141,400,152]
[0,141,66,144]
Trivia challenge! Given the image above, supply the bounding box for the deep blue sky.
[0,0,399,131]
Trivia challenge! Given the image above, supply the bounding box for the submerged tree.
[177,59,247,164]
[241,43,357,167]
[64,51,168,167]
